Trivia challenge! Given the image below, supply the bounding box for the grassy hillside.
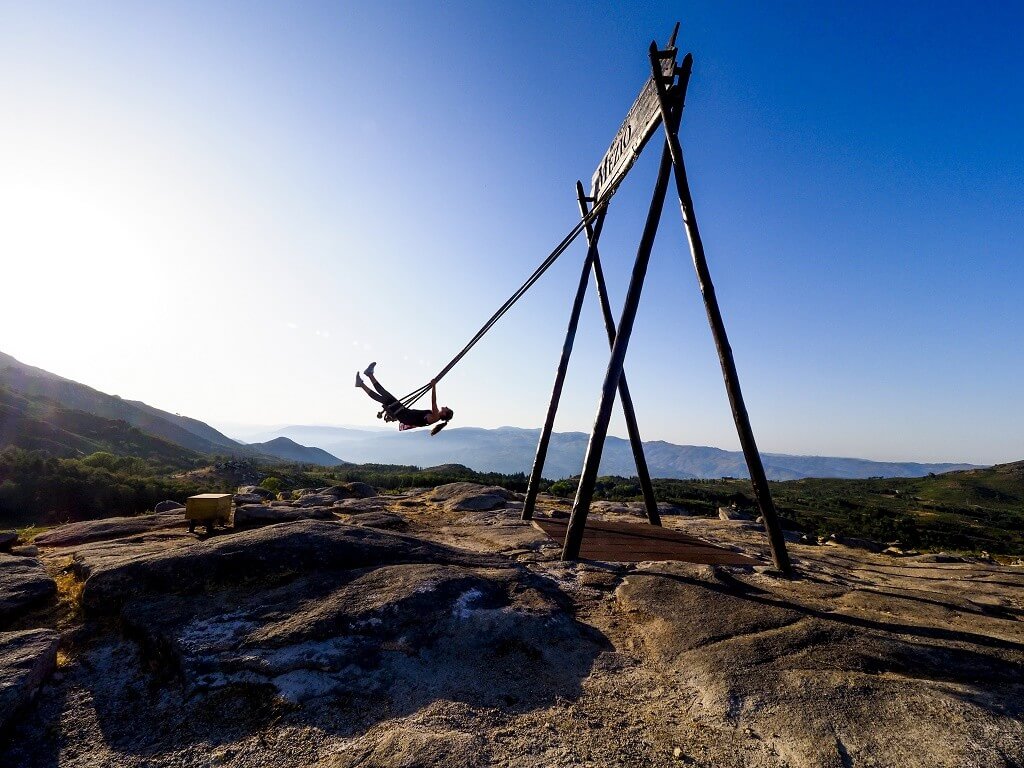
[0,386,202,466]
[0,351,252,456]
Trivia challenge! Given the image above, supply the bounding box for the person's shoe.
[355,372,363,387]
[364,361,376,376]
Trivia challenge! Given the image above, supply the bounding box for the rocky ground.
[1,482,1023,767]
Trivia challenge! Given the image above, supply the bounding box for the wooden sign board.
[590,53,677,202]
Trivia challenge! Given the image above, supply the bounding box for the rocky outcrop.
[33,512,185,547]
[0,555,56,625]
[427,483,516,512]
[0,531,18,552]
[7,545,39,558]
[6,494,1024,768]
[339,511,409,531]
[615,560,1024,767]
[0,629,59,732]
[232,493,265,506]
[81,520,502,615]
[320,483,377,500]
[237,486,276,500]
[332,497,392,513]
[590,500,692,517]
[153,500,185,513]
[232,503,335,528]
[119,562,597,708]
[295,493,338,508]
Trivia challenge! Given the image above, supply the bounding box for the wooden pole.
[648,46,794,576]
[522,210,608,520]
[575,182,661,526]
[561,127,681,560]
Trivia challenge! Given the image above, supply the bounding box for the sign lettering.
[590,55,676,201]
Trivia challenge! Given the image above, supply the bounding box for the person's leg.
[356,373,385,404]
[365,371,398,403]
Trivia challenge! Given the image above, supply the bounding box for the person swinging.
[356,362,454,435]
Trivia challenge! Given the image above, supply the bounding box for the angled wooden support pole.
[575,182,660,526]
[522,210,608,521]
[648,45,793,577]
[562,130,680,560]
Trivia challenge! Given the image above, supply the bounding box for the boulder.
[344,482,377,499]
[428,483,515,512]
[8,545,39,558]
[232,493,265,506]
[0,531,18,552]
[341,511,409,531]
[232,504,335,528]
[318,486,354,499]
[68,531,194,582]
[238,486,276,500]
[0,555,56,625]
[81,519,502,615]
[33,512,185,548]
[296,494,338,508]
[0,629,59,731]
[591,501,693,517]
[153,500,185,513]
[332,497,392,513]
[318,483,378,501]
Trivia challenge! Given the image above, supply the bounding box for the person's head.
[430,407,454,436]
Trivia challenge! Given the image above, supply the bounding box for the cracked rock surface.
[0,555,56,625]
[2,484,1023,767]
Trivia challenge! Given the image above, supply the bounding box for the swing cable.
[394,191,613,410]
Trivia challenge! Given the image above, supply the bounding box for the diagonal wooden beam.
[522,209,608,521]
[648,45,793,577]
[575,182,660,526]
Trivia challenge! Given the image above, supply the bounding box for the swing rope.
[394,191,613,410]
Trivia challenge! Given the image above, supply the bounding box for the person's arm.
[430,381,439,416]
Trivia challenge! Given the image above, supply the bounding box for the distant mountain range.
[242,424,981,481]
[0,351,344,467]
[0,349,981,480]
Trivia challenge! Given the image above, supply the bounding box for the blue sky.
[1,2,1021,464]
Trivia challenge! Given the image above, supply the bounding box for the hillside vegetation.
[0,448,222,526]
[0,386,202,466]
[547,461,1024,555]
[1,351,1019,554]
[2,432,1021,555]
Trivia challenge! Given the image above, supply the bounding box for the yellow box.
[186,493,232,533]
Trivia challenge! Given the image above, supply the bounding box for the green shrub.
[260,476,282,494]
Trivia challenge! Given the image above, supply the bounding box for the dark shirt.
[397,408,432,430]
